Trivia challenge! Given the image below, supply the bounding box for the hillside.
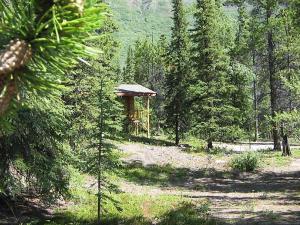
[107,0,173,64]
[107,0,237,65]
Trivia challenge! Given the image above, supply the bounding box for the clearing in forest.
[119,141,300,225]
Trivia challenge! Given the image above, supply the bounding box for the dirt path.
[119,143,300,225]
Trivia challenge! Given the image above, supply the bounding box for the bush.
[230,152,259,172]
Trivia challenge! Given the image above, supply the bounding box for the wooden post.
[147,96,150,138]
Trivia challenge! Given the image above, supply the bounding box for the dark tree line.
[122,0,300,154]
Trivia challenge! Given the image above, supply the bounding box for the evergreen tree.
[272,2,300,155]
[0,0,107,201]
[0,92,71,201]
[248,7,272,141]
[65,17,124,210]
[249,0,300,150]
[122,47,135,83]
[151,35,168,133]
[165,0,190,145]
[229,0,254,139]
[122,36,168,134]
[190,0,241,149]
[0,0,107,114]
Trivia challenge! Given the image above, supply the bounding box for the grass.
[23,142,300,225]
[259,149,300,168]
[27,166,216,225]
[121,163,190,186]
[32,193,215,225]
[260,210,281,221]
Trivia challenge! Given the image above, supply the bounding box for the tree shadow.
[122,162,300,194]
[2,195,299,225]
[128,136,175,146]
[0,194,52,225]
[28,202,218,225]
[121,162,300,224]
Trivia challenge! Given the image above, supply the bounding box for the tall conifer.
[190,0,240,149]
[165,0,190,145]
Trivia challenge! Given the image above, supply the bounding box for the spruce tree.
[122,36,168,134]
[272,2,300,155]
[190,0,240,149]
[249,0,296,150]
[65,16,124,212]
[122,47,135,83]
[165,0,190,145]
[230,0,254,139]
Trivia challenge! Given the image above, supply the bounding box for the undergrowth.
[230,152,259,172]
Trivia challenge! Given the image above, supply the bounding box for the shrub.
[230,152,259,172]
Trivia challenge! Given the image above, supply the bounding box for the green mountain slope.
[107,0,236,65]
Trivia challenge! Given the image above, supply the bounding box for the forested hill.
[107,0,236,64]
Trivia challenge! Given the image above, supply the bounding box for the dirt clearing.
[119,142,300,225]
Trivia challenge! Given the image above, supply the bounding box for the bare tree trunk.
[253,72,259,141]
[175,114,179,145]
[251,35,259,142]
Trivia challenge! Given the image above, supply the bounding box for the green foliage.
[122,36,168,134]
[189,0,244,146]
[0,0,123,209]
[0,93,71,201]
[108,0,238,64]
[65,16,124,210]
[122,46,135,83]
[164,0,191,144]
[107,0,173,65]
[34,173,215,225]
[0,0,107,102]
[230,152,259,172]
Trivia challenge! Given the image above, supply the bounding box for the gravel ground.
[118,142,300,225]
[119,143,227,170]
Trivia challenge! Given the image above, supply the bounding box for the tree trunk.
[253,75,259,142]
[267,9,281,151]
[207,140,213,150]
[175,115,179,145]
[282,134,291,156]
[251,38,259,142]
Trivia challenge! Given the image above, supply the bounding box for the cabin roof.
[115,84,157,97]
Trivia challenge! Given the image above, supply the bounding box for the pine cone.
[0,39,32,76]
[0,39,32,115]
[59,0,85,14]
[73,0,85,14]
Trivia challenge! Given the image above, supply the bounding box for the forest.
[0,0,299,225]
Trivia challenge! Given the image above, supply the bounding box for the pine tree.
[122,36,168,134]
[230,0,254,139]
[0,0,107,201]
[165,0,190,145]
[249,0,296,150]
[150,35,168,133]
[272,2,300,155]
[190,0,240,149]
[65,16,124,212]
[122,47,135,83]
[0,0,106,114]
[0,91,71,201]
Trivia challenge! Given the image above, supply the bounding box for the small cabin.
[115,84,157,137]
